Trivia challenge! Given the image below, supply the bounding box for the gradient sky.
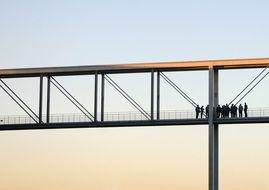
[1,0,269,190]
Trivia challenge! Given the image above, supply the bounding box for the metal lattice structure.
[1,57,269,190]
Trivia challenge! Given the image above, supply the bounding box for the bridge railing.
[247,108,269,118]
[1,108,269,125]
[0,109,196,124]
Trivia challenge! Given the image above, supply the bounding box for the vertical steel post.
[208,67,219,190]
[39,76,43,124]
[46,76,51,123]
[157,71,160,120]
[94,72,98,122]
[151,70,154,120]
[101,74,105,122]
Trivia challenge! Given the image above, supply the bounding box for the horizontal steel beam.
[216,117,269,124]
[1,117,269,130]
[1,58,269,78]
[0,119,208,130]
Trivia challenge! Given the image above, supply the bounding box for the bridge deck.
[1,117,269,131]
[1,108,269,130]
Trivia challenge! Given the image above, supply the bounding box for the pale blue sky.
[0,0,269,115]
[0,0,269,68]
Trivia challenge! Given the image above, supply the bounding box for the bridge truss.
[1,57,269,190]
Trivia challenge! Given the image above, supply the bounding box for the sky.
[0,0,269,190]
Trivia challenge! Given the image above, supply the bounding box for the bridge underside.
[0,119,207,131]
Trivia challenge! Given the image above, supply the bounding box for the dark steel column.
[208,68,219,190]
[94,72,98,122]
[46,76,51,123]
[39,76,43,124]
[157,71,160,120]
[151,70,154,120]
[101,74,105,122]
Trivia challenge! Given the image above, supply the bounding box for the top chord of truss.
[1,57,269,78]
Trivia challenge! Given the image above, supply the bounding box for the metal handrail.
[1,108,269,125]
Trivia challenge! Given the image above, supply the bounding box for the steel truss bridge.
[1,57,269,190]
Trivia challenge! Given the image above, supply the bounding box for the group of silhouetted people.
[195,103,248,119]
[195,105,209,119]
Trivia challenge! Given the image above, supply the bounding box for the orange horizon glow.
[1,124,269,190]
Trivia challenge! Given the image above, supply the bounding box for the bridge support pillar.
[209,68,219,190]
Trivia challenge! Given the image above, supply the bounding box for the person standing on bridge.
[216,105,221,118]
[231,104,235,118]
[221,105,225,118]
[244,103,248,117]
[195,105,200,119]
[234,104,238,117]
[206,105,209,118]
[200,106,204,118]
[239,104,243,118]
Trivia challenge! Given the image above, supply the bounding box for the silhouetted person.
[216,105,221,118]
[195,105,200,119]
[200,106,204,118]
[244,103,248,117]
[226,104,230,118]
[223,104,229,118]
[239,104,243,118]
[231,104,235,117]
[206,105,209,118]
[231,104,237,118]
[221,105,225,118]
[234,105,238,117]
